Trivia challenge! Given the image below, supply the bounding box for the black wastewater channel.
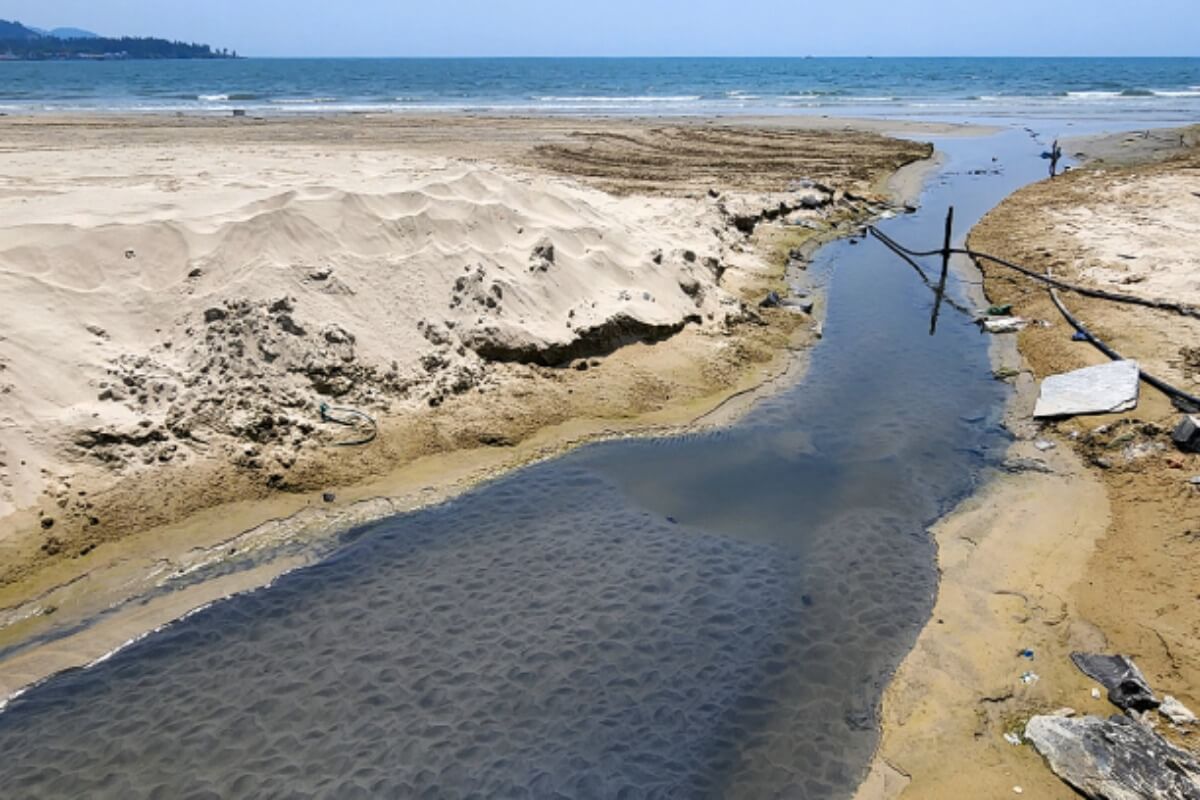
[0,131,1049,799]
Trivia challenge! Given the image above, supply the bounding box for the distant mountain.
[0,19,234,59]
[48,27,101,40]
[0,19,40,40]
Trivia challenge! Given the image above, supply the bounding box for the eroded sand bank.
[860,126,1200,798]
[0,113,946,694]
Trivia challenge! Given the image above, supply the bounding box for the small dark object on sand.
[759,291,782,309]
[1070,653,1159,712]
[322,492,336,503]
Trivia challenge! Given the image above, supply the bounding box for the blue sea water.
[1,56,1199,121]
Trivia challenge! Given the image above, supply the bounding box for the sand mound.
[0,166,753,515]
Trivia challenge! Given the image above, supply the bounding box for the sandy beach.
[0,113,945,694]
[859,125,1200,797]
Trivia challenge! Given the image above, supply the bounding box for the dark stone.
[1070,653,1159,712]
[322,492,336,503]
[40,517,54,530]
[203,307,228,323]
[759,291,782,309]
[187,268,203,279]
[1025,714,1200,800]
[1172,415,1200,453]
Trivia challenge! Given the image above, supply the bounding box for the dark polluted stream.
[0,131,1050,799]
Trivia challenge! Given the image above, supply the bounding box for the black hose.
[867,225,1200,412]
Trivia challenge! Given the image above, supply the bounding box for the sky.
[5,0,1198,58]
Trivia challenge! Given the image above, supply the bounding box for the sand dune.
[0,163,754,518]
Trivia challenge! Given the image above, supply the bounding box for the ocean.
[2,56,1199,121]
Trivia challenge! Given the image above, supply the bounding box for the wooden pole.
[930,206,954,335]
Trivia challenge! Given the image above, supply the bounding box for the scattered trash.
[1019,648,1035,660]
[1004,732,1023,746]
[1091,688,1102,700]
[1070,653,1159,712]
[982,317,1030,334]
[1034,440,1057,452]
[987,304,1014,316]
[1012,787,1023,795]
[1033,360,1141,419]
[1190,476,1200,486]
[1020,671,1040,685]
[1172,415,1200,453]
[1160,695,1198,726]
[1071,331,1089,342]
[666,516,679,525]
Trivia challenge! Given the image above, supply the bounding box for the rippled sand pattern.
[0,467,876,798]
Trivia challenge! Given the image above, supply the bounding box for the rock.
[1035,439,1057,452]
[1024,714,1200,800]
[1160,696,1198,726]
[187,268,203,279]
[530,238,555,269]
[322,492,336,503]
[203,307,228,323]
[678,276,702,298]
[759,291,782,309]
[1070,653,1159,712]
[1034,361,1141,419]
[1000,457,1055,475]
[1172,415,1200,453]
[682,250,697,263]
[322,325,355,345]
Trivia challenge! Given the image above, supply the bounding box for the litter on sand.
[1033,360,1140,419]
[1020,671,1040,685]
[1004,732,1023,746]
[982,317,1030,334]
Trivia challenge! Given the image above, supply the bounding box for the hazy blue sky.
[6,0,1197,57]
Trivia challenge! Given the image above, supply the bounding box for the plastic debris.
[1004,732,1023,746]
[1020,649,1035,660]
[1160,695,1198,726]
[1071,653,1159,712]
[983,317,1030,334]
[1034,440,1057,452]
[1072,331,1089,342]
[987,304,1014,316]
[1034,361,1141,419]
[1013,787,1023,795]
[1020,671,1040,685]
[1091,688,1102,700]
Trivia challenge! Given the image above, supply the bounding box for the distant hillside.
[46,27,101,40]
[0,19,234,60]
[0,19,40,40]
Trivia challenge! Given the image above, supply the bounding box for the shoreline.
[857,124,1200,797]
[0,113,942,705]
